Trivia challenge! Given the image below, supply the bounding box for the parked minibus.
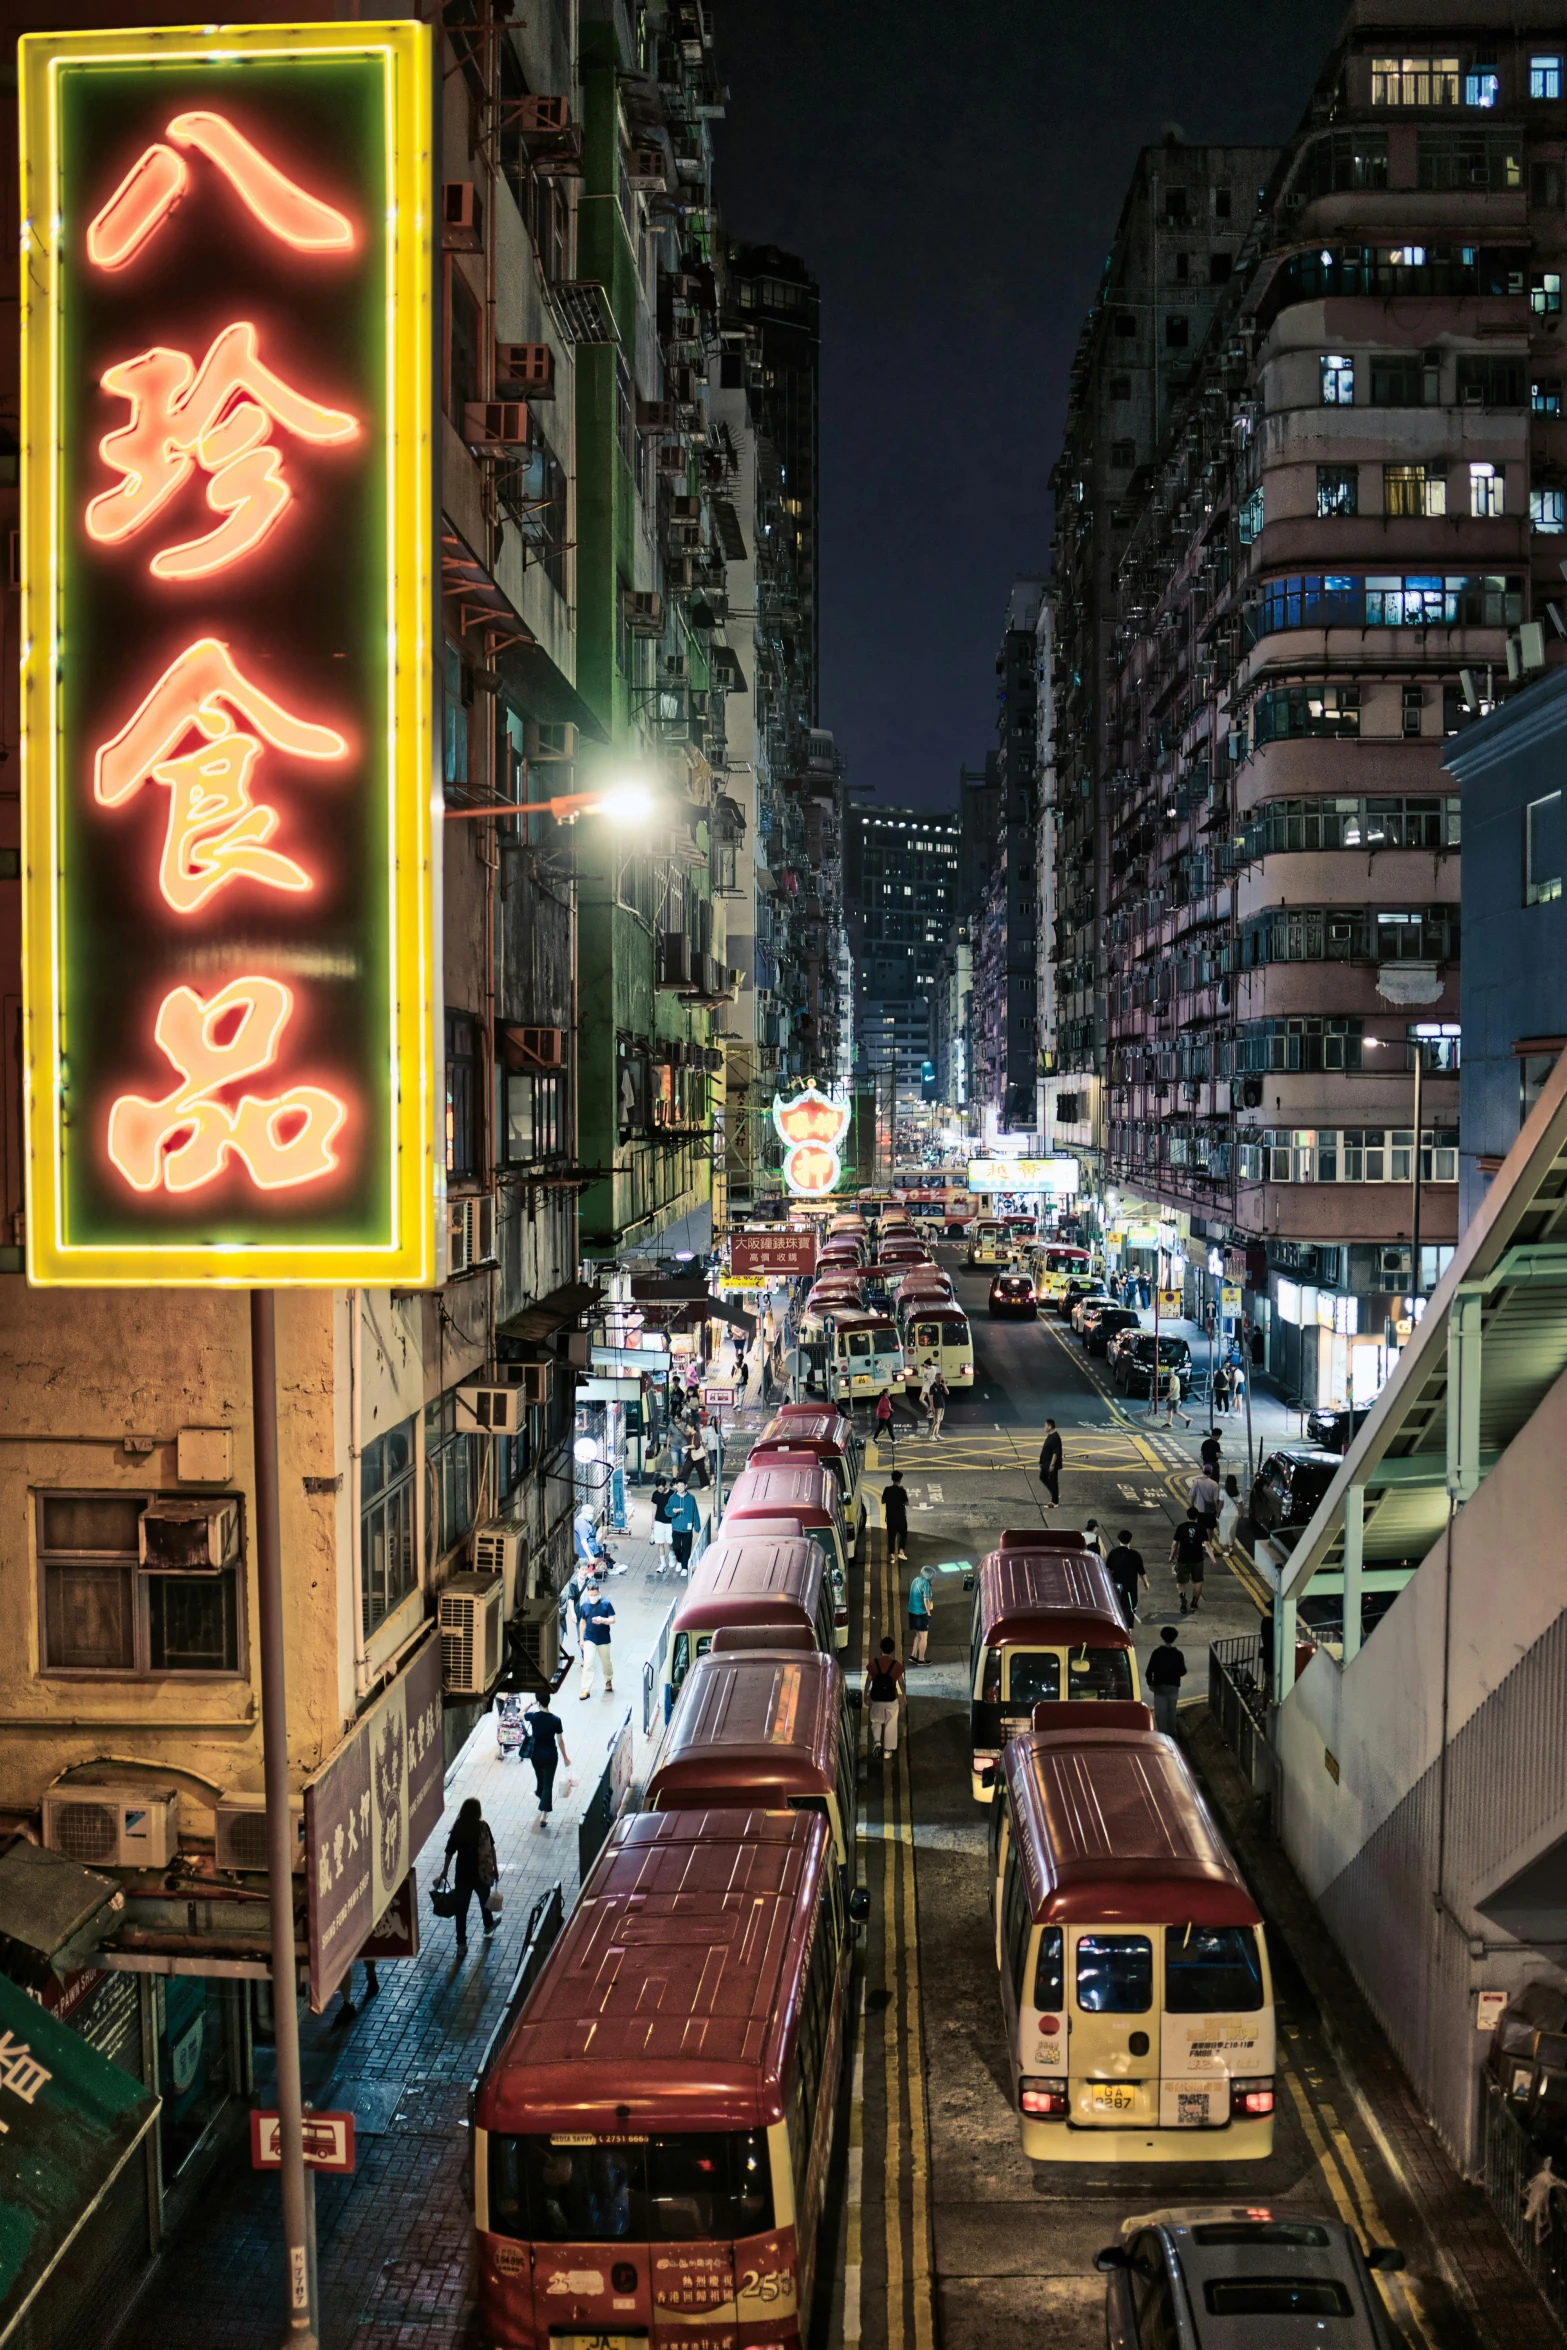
[900,1304,975,1392]
[473,1809,853,2348]
[816,1235,866,1269]
[987,1718,1275,2162]
[664,1533,839,1714]
[646,1647,857,1878]
[818,1308,904,1403]
[967,1218,1008,1267]
[968,1547,1139,1799]
[723,1458,851,1612]
[751,1408,867,1555]
[1032,1242,1094,1310]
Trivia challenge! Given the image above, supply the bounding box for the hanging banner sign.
[966,1158,1078,1196]
[773,1088,852,1197]
[20,21,435,1286]
[730,1230,818,1278]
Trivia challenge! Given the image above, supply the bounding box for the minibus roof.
[474,1809,830,2134]
[649,1649,844,1801]
[997,1527,1088,1551]
[1002,1727,1261,1929]
[822,1308,896,1331]
[725,1462,840,1518]
[672,1533,828,1634]
[756,1411,856,1456]
[974,1551,1130,1650]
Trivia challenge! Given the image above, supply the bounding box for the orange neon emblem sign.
[87,110,356,269]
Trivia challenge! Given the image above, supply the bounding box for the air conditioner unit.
[456,1383,527,1435]
[658,933,694,987]
[139,1496,239,1571]
[625,145,668,189]
[623,588,664,635]
[214,1793,305,1875]
[471,1519,527,1589]
[438,1572,505,1697]
[464,401,529,450]
[42,1785,179,1869]
[637,398,678,434]
[442,180,483,251]
[449,1191,498,1275]
[513,1024,565,1068]
[656,444,688,474]
[668,494,701,523]
[495,341,554,398]
[516,1592,560,1681]
[663,654,690,681]
[1381,1246,1411,1279]
[517,93,570,134]
[489,1360,554,1403]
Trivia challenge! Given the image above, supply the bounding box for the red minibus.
[473,1809,853,2347]
[723,1459,851,1635]
[968,1546,1139,1799]
[750,1409,867,1555]
[646,1646,857,1877]
[663,1531,839,1713]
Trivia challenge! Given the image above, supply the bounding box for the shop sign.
[774,1088,852,1197]
[1123,1224,1160,1248]
[303,1634,442,2011]
[730,1230,817,1278]
[966,1158,1078,1196]
[1224,1246,1249,1283]
[1221,1282,1243,1313]
[19,22,435,1287]
[701,1382,739,1407]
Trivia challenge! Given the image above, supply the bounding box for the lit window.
[1385,463,1447,517]
[1533,380,1562,415]
[1532,487,1567,532]
[1534,273,1563,316]
[1321,353,1355,404]
[1464,67,1500,108]
[1371,56,1460,106]
[1470,462,1505,517]
[1527,792,1563,905]
[1531,55,1562,98]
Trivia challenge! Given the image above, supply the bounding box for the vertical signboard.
[20,21,435,1286]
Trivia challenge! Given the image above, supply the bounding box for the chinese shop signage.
[773,1088,852,1198]
[20,22,436,1285]
[729,1230,817,1278]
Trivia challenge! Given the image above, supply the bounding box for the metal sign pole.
[251,1291,317,2347]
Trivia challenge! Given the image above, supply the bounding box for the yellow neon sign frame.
[20,19,436,1286]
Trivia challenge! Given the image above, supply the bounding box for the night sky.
[718,0,1347,812]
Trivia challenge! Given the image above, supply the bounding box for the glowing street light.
[444,774,660,824]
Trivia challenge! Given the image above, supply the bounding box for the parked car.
[1096,2207,1404,2350]
[988,1273,1038,1319]
[1110,1331,1191,1397]
[1248,1446,1341,1541]
[1082,1304,1141,1357]
[1068,1286,1115,1336]
[1306,1403,1373,1453]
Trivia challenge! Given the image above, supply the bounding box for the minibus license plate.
[1089,2083,1137,2112]
[552,2335,636,2349]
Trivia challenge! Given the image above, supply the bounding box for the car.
[1306,1403,1373,1453]
[1248,1446,1342,1541]
[1096,2206,1404,2350]
[988,1273,1037,1319]
[1068,1286,1115,1336]
[1082,1304,1141,1356]
[1110,1331,1191,1397]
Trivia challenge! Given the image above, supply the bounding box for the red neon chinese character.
[87,110,355,270]
[95,637,347,913]
[107,976,345,1195]
[88,321,357,578]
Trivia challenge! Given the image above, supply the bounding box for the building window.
[1531,54,1563,98]
[1469,462,1505,517]
[1165,186,1187,222]
[1522,1050,1561,1127]
[1109,374,1131,400]
[1110,438,1135,469]
[1165,315,1189,349]
[361,1417,417,1639]
[1531,487,1566,532]
[442,643,470,787]
[1317,465,1358,517]
[1533,273,1564,317]
[1533,380,1563,416]
[1408,1023,1461,1072]
[503,1069,565,1164]
[1418,129,1520,188]
[1209,251,1232,285]
[1239,1127,1458,1183]
[1526,793,1564,905]
[1245,795,1459,853]
[1371,351,1440,406]
[1533,162,1565,209]
[1321,353,1355,404]
[1252,685,1359,744]
[1463,65,1500,109]
[1385,463,1446,517]
[425,1390,483,1568]
[1458,355,1526,407]
[1174,251,1190,283]
[38,1493,242,1676]
[1114,311,1136,338]
[1237,487,1264,543]
[1371,56,1460,106]
[446,1009,481,1180]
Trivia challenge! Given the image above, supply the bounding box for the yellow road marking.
[1279,2039,1437,2350]
[880,1540,903,2350]
[893,1599,936,2350]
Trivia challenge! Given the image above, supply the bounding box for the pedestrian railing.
[1207,1632,1277,1801]
[1482,2078,1567,2328]
[577,1705,635,1880]
[466,1881,565,2185]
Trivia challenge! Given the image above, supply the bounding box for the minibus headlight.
[1020,2079,1070,2117]
[1230,2076,1275,2118]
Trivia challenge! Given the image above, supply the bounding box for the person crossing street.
[882,1469,910,1563]
[1038,1419,1063,1511]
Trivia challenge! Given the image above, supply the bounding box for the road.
[818,1253,1483,2350]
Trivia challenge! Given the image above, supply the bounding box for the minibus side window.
[671,1631,690,1692]
[1067,1646,1134,1700]
[1164,1925,1265,2012]
[789,1794,832,1825]
[988,1790,1006,1885]
[981,1647,1001,1703]
[1033,1926,1065,2009]
[1008,1651,1061,1705]
[1002,1842,1032,2002]
[1076,1933,1153,2013]
[837,1725,857,1851]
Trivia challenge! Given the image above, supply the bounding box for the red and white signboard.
[701,1383,739,1408]
[730,1231,816,1279]
[250,2110,356,2174]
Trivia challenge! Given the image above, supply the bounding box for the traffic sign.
[250,2110,356,2174]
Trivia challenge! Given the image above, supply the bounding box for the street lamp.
[444,774,659,824]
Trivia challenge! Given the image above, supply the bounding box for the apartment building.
[846,804,960,1118]
[971,579,1047,1138]
[1076,0,1567,1404]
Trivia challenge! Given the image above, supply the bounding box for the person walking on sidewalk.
[1216,1474,1242,1556]
[1190,1467,1221,1544]
[1105,1531,1149,1628]
[928,1371,949,1439]
[1212,1361,1230,1416]
[1038,1419,1063,1511]
[874,1388,896,1461]
[1164,1364,1191,1428]
[1145,1626,1187,1737]
[525,1696,569,1825]
[650,1473,674,1573]
[440,1798,498,1952]
[1200,1426,1223,1478]
[1170,1509,1207,1614]
[665,1478,702,1576]
[908,1565,934,1662]
[578,1576,616,1697]
[882,1469,910,1563]
[866,1636,906,1759]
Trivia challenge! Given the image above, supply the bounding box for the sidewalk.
[113,1493,699,2350]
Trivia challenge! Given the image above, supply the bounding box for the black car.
[1110,1332,1192,1397]
[1082,1304,1141,1356]
[988,1273,1038,1319]
[1306,1403,1372,1453]
[1248,1446,1341,1541]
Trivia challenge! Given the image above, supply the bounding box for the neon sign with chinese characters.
[20,23,435,1286]
[773,1088,852,1198]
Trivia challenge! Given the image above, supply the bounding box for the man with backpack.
[865,1636,906,1758]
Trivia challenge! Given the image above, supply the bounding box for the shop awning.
[669,1296,755,1332]
[498,1281,604,1346]
[0,1969,158,2344]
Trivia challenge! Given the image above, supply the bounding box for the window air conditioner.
[637,399,678,434]
[523,722,576,763]
[442,180,482,250]
[668,495,701,523]
[663,654,690,681]
[656,444,688,474]
[517,93,570,134]
[658,933,694,987]
[139,1496,239,1571]
[623,589,664,635]
[214,1793,305,1875]
[471,1519,528,1594]
[490,1361,554,1404]
[464,401,529,450]
[42,1785,179,1869]
[449,1192,497,1276]
[625,145,668,189]
[516,1025,565,1067]
[516,1592,560,1682]
[495,341,554,398]
[438,1573,506,1697]
[456,1383,527,1435]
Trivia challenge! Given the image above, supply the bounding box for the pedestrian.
[524,1695,569,1826]
[573,1500,603,1567]
[577,1574,616,1697]
[1200,1426,1222,1478]
[1105,1529,1149,1628]
[1190,1466,1221,1542]
[1216,1474,1242,1554]
[874,1388,896,1460]
[686,1418,712,1490]
[1229,1362,1247,1412]
[1170,1508,1207,1614]
[918,1361,937,1430]
[1164,1363,1191,1428]
[1083,1517,1106,1560]
[1145,1625,1187,1738]
[908,1564,934,1662]
[650,1473,674,1573]
[333,1956,380,2023]
[560,1565,587,1658]
[1212,1361,1230,1415]
[929,1371,949,1438]
[1038,1418,1063,1510]
[882,1467,910,1561]
[866,1635,906,1758]
[439,1796,499,1952]
[665,1477,702,1576]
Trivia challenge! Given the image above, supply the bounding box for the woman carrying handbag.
[436,1797,499,1952]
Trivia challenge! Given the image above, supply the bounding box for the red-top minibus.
[722,1460,851,1638]
[662,1531,839,1714]
[750,1409,867,1555]
[473,1808,853,2348]
[646,1646,857,1878]
[968,1546,1139,1799]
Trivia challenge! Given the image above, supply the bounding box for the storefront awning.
[0,1969,158,2345]
[498,1281,604,1346]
